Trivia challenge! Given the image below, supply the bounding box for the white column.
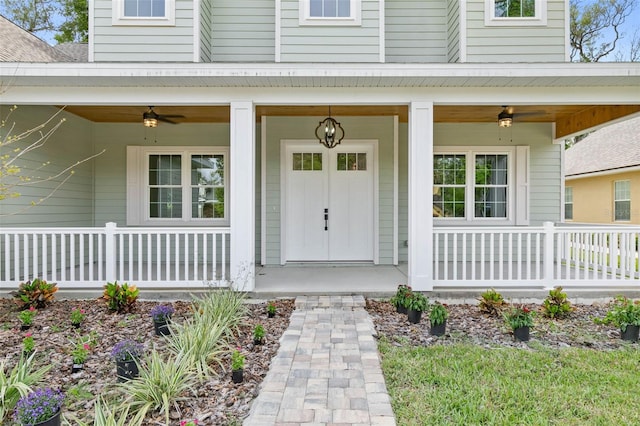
[230,101,256,291]
[408,102,434,291]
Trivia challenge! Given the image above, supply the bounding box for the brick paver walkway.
[243,295,396,426]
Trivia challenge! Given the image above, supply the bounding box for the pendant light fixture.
[315,106,345,149]
[497,106,513,128]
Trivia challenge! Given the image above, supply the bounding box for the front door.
[283,142,375,262]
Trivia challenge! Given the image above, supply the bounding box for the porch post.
[230,101,256,291]
[408,101,434,291]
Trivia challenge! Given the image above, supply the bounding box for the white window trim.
[614,180,631,222]
[484,0,547,27]
[112,0,176,26]
[127,146,229,226]
[433,146,518,226]
[299,0,362,26]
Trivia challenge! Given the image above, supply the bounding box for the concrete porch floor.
[252,264,408,299]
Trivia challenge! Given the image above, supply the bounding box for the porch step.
[294,294,366,309]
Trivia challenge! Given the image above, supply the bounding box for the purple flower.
[111,339,144,362]
[150,304,175,322]
[14,388,64,424]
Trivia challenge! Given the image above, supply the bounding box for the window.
[614,180,630,221]
[127,147,228,226]
[433,148,521,224]
[337,153,366,171]
[112,0,175,26]
[564,187,573,220]
[485,0,547,26]
[299,0,361,26]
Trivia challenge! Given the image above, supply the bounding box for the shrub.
[542,286,574,319]
[103,281,139,313]
[11,278,58,309]
[404,292,430,312]
[478,288,507,317]
[390,284,412,309]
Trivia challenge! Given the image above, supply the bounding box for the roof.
[0,14,74,62]
[565,115,640,177]
[53,43,88,62]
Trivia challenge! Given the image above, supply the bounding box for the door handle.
[324,208,328,231]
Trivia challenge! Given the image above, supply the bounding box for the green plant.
[118,351,198,426]
[13,387,64,424]
[478,288,507,317]
[192,286,248,337]
[70,307,87,325]
[267,302,276,315]
[66,396,145,426]
[111,340,144,362]
[0,352,51,422]
[542,286,574,319]
[389,284,412,309]
[181,420,199,426]
[404,292,430,312]
[596,296,640,331]
[22,332,34,353]
[231,349,245,371]
[71,342,91,364]
[429,303,449,326]
[253,324,265,342]
[10,278,58,309]
[103,281,139,313]
[18,306,37,325]
[65,383,94,402]
[504,305,535,330]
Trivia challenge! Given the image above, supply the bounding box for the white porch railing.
[0,222,231,289]
[434,222,640,289]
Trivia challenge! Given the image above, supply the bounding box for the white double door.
[284,142,375,262]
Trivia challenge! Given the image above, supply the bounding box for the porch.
[2,222,640,295]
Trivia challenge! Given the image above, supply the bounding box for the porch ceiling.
[63,104,640,139]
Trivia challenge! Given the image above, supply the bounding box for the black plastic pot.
[430,320,446,337]
[621,324,640,342]
[513,326,530,342]
[407,309,422,324]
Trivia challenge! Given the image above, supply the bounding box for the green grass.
[379,339,640,425]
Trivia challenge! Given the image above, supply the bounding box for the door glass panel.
[337,153,367,171]
[293,153,322,170]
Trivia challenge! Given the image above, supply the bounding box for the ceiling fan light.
[497,109,513,128]
[143,109,158,127]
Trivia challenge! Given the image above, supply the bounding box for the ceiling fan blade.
[159,114,185,119]
[158,116,178,124]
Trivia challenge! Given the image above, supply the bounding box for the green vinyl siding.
[447,0,461,62]
[385,0,448,63]
[211,0,275,62]
[200,0,213,62]
[280,0,381,62]
[464,0,566,62]
[92,0,195,62]
[0,106,94,227]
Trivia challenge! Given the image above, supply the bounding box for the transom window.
[124,0,166,17]
[614,180,630,221]
[434,149,514,222]
[565,187,573,220]
[112,0,175,26]
[310,0,350,18]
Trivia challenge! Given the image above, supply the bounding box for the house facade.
[565,116,640,225]
[1,0,640,292]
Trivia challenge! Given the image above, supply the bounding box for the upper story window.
[299,0,361,26]
[614,180,630,222]
[112,0,175,26]
[433,148,515,224]
[485,0,547,26]
[564,187,573,220]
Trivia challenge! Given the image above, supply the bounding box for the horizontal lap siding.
[200,0,212,62]
[447,0,460,62]
[280,0,380,62]
[0,106,94,227]
[211,0,275,62]
[385,0,448,63]
[93,0,195,62]
[465,0,566,62]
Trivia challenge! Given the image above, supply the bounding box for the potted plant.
[231,348,245,383]
[70,308,86,328]
[429,302,448,336]
[111,339,144,382]
[405,292,429,324]
[180,420,199,426]
[22,332,35,357]
[71,341,91,373]
[390,284,412,314]
[596,296,640,341]
[253,324,265,345]
[19,306,37,331]
[504,305,535,341]
[266,302,277,318]
[13,387,65,426]
[150,304,175,336]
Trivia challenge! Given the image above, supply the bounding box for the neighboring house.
[1,1,640,292]
[565,115,640,225]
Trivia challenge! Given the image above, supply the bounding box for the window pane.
[338,0,350,17]
[565,187,573,203]
[124,0,137,16]
[139,0,151,16]
[303,153,312,170]
[434,186,465,218]
[475,188,507,218]
[293,153,302,170]
[310,0,322,16]
[152,0,165,17]
[149,154,181,186]
[434,154,466,218]
[191,155,223,186]
[124,0,165,17]
[150,188,181,218]
[325,0,337,17]
[565,204,573,220]
[615,201,630,221]
[495,0,535,17]
[357,153,366,170]
[192,187,224,219]
[312,153,323,170]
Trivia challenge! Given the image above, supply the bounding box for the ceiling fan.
[142,106,185,127]
[497,105,545,127]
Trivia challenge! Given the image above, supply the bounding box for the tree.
[54,0,88,44]
[0,0,57,34]
[570,0,638,62]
